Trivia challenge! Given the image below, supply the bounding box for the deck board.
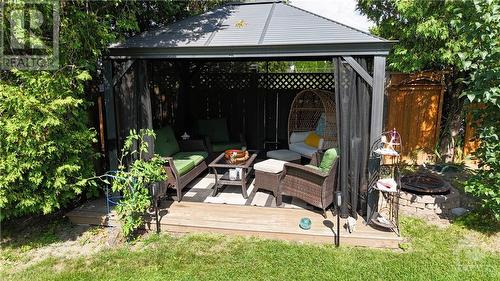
[67,199,402,249]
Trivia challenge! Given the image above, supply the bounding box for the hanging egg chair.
[287,89,337,157]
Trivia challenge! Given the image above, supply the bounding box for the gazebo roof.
[108,0,395,59]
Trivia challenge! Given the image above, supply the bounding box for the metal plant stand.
[366,129,402,235]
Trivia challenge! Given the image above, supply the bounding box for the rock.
[451,207,468,217]
[425,203,439,210]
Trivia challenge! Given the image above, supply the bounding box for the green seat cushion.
[196,118,230,143]
[212,142,242,152]
[171,159,195,176]
[154,126,180,157]
[319,148,338,173]
[173,151,208,165]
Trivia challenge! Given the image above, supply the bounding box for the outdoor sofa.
[195,118,246,157]
[155,126,208,201]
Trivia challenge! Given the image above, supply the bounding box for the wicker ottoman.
[253,159,287,202]
[266,149,301,163]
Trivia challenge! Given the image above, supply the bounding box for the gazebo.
[103,0,396,218]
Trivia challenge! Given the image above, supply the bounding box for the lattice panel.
[191,73,334,90]
[193,73,254,89]
[260,73,334,90]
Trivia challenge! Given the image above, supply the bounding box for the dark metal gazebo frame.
[103,0,396,218]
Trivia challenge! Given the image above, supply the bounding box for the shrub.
[0,0,217,220]
[0,70,97,220]
[89,129,167,238]
[464,112,500,221]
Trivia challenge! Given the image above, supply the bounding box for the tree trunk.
[439,68,465,163]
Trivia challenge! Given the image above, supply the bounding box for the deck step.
[67,199,403,249]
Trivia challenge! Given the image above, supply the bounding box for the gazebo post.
[103,59,118,171]
[370,56,386,147]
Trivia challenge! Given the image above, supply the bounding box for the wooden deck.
[67,199,402,249]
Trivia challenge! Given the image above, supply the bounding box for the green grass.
[1,216,499,281]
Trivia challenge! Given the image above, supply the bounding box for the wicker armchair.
[277,151,338,217]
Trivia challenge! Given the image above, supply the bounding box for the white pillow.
[290,131,312,143]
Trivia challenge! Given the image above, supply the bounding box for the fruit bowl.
[224,149,249,164]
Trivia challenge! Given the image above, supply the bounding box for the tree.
[453,0,499,221]
[0,0,220,220]
[357,0,499,220]
[358,0,467,161]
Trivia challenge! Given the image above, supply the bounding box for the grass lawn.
[1,216,499,281]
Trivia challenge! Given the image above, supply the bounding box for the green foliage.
[358,0,500,220]
[112,129,166,238]
[464,119,500,220]
[0,0,219,220]
[453,0,500,221]
[91,129,166,238]
[0,70,97,219]
[357,0,458,72]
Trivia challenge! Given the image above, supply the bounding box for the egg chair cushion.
[289,142,318,158]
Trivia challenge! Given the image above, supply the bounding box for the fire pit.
[401,174,450,195]
[398,173,458,216]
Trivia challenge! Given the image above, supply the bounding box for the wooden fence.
[385,71,445,163]
[463,103,483,156]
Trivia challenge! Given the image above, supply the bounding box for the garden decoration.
[374,128,400,157]
[346,216,357,233]
[366,129,402,235]
[299,217,311,230]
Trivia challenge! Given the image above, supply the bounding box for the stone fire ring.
[399,181,460,216]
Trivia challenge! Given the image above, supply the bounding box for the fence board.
[386,72,445,162]
[463,103,484,156]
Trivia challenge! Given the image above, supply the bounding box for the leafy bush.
[0,1,218,220]
[464,111,500,221]
[453,1,500,221]
[90,129,167,238]
[113,130,166,238]
[0,70,97,220]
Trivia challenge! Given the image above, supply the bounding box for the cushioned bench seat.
[196,118,244,154]
[173,151,209,166]
[171,159,196,176]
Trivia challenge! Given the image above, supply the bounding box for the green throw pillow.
[154,126,180,157]
[319,148,337,173]
[196,118,230,143]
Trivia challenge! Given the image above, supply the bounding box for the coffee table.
[208,151,258,199]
